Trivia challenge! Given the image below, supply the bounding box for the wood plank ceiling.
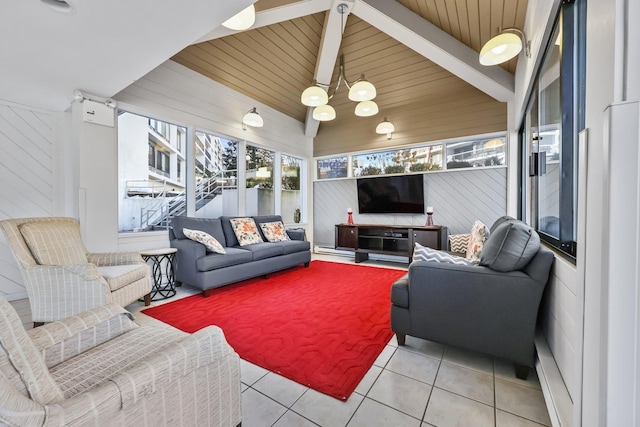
[171,0,527,155]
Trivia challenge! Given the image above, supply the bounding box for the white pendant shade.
[376,118,395,134]
[312,104,336,121]
[348,78,376,101]
[479,32,523,65]
[221,4,256,31]
[354,100,378,117]
[242,108,263,128]
[301,85,328,107]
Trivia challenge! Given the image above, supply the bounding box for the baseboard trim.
[535,333,574,427]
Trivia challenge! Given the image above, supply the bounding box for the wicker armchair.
[0,217,152,325]
[0,296,241,426]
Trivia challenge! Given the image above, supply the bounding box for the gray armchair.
[390,217,554,379]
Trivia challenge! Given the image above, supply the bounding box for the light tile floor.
[129,253,551,427]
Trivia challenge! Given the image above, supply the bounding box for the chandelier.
[300,3,377,121]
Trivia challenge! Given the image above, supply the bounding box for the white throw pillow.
[413,243,476,266]
[183,228,226,254]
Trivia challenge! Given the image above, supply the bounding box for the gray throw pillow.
[480,221,540,272]
[489,215,516,234]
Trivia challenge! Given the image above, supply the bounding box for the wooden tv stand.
[335,224,448,263]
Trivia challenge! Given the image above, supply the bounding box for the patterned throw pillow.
[183,228,226,254]
[449,233,470,254]
[413,243,476,266]
[466,220,489,262]
[229,218,264,246]
[259,221,290,242]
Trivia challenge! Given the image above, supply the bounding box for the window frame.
[518,0,586,261]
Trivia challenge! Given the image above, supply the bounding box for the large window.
[118,111,186,232]
[281,154,303,223]
[246,145,275,216]
[316,135,503,181]
[520,1,585,259]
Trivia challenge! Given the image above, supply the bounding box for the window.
[118,111,186,232]
[194,131,239,217]
[246,145,275,215]
[520,1,585,259]
[445,137,505,169]
[317,156,348,179]
[282,155,303,223]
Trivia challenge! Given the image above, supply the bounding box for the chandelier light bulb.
[312,104,336,121]
[349,77,376,101]
[354,100,378,117]
[301,85,328,107]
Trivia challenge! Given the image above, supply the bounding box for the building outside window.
[281,154,303,223]
[246,145,275,216]
[118,111,186,232]
[316,156,348,179]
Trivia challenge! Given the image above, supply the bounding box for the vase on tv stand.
[425,206,434,226]
[347,208,354,225]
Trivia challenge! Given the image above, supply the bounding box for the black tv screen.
[357,175,425,214]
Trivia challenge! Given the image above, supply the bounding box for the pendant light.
[479,28,530,66]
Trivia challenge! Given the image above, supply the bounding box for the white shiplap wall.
[313,167,507,247]
[0,101,59,300]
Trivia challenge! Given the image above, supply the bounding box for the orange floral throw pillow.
[466,220,489,262]
[259,221,290,242]
[229,218,264,246]
[183,228,226,254]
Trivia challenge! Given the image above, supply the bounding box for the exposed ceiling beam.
[304,0,354,137]
[196,0,333,43]
[353,0,515,102]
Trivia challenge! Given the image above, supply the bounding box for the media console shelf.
[335,224,448,263]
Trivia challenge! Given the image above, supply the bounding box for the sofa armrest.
[286,228,306,241]
[87,252,144,266]
[21,264,111,322]
[110,325,234,408]
[28,303,137,368]
[404,261,546,365]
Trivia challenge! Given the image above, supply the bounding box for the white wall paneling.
[0,101,59,300]
[313,167,507,248]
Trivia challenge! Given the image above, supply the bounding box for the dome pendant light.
[479,28,530,66]
[301,84,328,107]
[376,117,395,140]
[349,76,376,102]
[312,104,336,121]
[354,100,378,117]
[242,107,263,130]
[222,4,256,31]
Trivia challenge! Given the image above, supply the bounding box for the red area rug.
[142,260,406,400]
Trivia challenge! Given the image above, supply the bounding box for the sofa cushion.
[390,274,409,308]
[172,216,226,247]
[413,243,476,266]
[20,222,87,265]
[270,239,311,255]
[183,228,226,254]
[230,218,264,246]
[98,264,149,292]
[196,247,253,271]
[259,221,290,242]
[480,221,541,272]
[0,296,65,405]
[466,220,489,262]
[240,242,284,261]
[490,215,516,234]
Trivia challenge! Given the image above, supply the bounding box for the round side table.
[140,248,178,301]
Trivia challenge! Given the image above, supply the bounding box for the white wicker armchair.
[0,217,152,325]
[0,296,241,426]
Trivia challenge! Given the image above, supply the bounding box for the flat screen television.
[357,175,425,214]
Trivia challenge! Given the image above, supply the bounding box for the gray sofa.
[170,215,311,296]
[390,216,554,379]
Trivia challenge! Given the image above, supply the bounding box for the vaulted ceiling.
[171,0,527,154]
